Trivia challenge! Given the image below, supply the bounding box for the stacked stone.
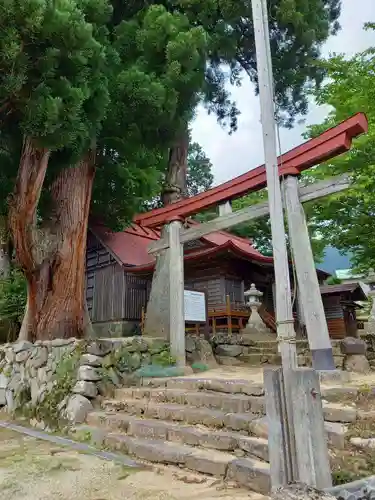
[0,337,171,425]
[361,334,375,370]
[184,337,218,368]
[0,339,79,411]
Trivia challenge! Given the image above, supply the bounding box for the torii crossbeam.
[134,113,367,229]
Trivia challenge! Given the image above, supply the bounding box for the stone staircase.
[84,377,270,493]
[81,376,356,494]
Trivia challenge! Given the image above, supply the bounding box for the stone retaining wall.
[0,337,173,426]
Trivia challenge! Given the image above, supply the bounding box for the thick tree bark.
[9,137,51,340]
[33,157,95,340]
[10,137,95,341]
[161,124,189,206]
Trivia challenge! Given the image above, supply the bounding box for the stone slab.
[225,412,257,432]
[226,458,271,494]
[168,425,202,446]
[127,419,170,440]
[237,436,269,461]
[321,386,359,399]
[185,448,234,476]
[105,434,193,465]
[248,417,269,439]
[103,398,149,416]
[199,430,239,451]
[323,402,357,423]
[324,421,348,449]
[86,411,134,432]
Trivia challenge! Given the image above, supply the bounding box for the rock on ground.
[343,354,370,373]
[65,394,93,424]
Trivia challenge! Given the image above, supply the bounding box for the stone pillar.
[143,226,170,339]
[242,284,275,340]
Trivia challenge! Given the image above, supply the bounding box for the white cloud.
[191,0,375,185]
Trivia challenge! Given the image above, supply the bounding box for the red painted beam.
[134,113,368,228]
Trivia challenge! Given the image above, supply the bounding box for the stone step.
[322,402,357,423]
[87,411,269,461]
[103,432,270,493]
[249,416,348,449]
[101,398,258,432]
[141,377,264,396]
[115,387,266,415]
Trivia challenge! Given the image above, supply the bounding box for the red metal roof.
[134,113,368,228]
[90,220,272,270]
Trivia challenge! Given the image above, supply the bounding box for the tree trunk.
[9,137,51,340]
[31,156,96,340]
[161,124,189,206]
[9,138,95,341]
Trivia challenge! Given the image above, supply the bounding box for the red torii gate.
[134,113,367,228]
[138,112,368,374]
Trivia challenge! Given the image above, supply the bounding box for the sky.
[191,0,375,185]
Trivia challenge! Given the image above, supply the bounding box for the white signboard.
[184,290,206,323]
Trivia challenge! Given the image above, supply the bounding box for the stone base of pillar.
[311,348,336,371]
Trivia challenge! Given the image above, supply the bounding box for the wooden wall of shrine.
[85,231,357,340]
[85,232,150,322]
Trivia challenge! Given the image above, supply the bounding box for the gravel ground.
[0,427,267,500]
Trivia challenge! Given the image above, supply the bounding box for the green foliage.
[326,276,342,285]
[0,0,111,152]
[186,141,214,197]
[303,23,375,272]
[151,350,176,367]
[0,0,342,231]
[0,268,27,328]
[331,469,357,486]
[87,0,342,226]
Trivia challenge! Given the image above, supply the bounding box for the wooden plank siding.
[225,278,244,303]
[185,276,224,307]
[321,295,346,339]
[86,231,150,322]
[91,264,149,322]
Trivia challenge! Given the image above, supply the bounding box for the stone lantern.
[243,284,274,339]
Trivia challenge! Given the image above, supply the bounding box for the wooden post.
[264,368,292,487]
[283,175,335,371]
[226,295,232,334]
[251,0,298,481]
[168,219,185,367]
[290,368,332,489]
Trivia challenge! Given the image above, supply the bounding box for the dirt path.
[0,427,266,500]
[182,366,375,389]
